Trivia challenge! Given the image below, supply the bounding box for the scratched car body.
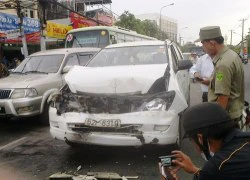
[49,40,192,146]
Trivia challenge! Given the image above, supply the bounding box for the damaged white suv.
[49,40,192,147]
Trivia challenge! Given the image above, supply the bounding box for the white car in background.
[49,40,192,147]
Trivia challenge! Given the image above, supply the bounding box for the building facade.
[136,13,178,42]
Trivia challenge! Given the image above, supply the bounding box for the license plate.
[85,118,121,128]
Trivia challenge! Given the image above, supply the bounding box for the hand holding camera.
[158,151,200,180]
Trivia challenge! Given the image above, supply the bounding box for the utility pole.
[16,0,28,58]
[240,18,247,56]
[38,0,46,51]
[230,29,233,45]
[179,35,182,46]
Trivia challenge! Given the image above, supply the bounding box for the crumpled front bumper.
[49,107,180,146]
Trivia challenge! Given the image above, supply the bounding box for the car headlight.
[140,91,175,111]
[143,98,167,111]
[11,88,38,99]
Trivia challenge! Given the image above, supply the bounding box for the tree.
[115,11,169,40]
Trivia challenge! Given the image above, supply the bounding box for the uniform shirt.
[208,46,244,119]
[190,54,214,92]
[193,129,250,180]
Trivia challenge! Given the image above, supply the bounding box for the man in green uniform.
[199,26,244,121]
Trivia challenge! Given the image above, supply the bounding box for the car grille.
[0,89,11,99]
[76,93,147,114]
[68,123,142,133]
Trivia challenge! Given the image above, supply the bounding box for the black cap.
[183,102,231,137]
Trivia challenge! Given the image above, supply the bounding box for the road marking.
[0,137,27,151]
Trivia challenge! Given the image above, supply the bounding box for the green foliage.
[115,11,169,40]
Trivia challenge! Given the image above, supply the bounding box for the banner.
[6,29,20,39]
[70,12,97,29]
[46,21,73,39]
[0,32,41,43]
[0,12,40,34]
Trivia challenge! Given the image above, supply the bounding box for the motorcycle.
[242,58,248,64]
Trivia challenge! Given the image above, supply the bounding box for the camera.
[159,155,176,167]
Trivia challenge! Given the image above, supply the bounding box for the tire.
[178,114,184,144]
[187,84,191,106]
[39,102,50,125]
[172,114,184,149]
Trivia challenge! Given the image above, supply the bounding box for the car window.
[65,53,79,66]
[14,54,64,73]
[87,45,169,67]
[78,53,94,66]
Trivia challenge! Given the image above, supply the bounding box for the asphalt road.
[0,63,249,180]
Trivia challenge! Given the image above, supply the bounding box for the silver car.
[0,48,100,124]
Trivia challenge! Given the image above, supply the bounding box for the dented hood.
[65,64,168,94]
[0,74,50,88]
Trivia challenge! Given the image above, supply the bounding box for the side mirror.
[178,60,193,71]
[62,66,73,74]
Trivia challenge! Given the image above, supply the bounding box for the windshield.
[87,45,168,67]
[14,54,64,73]
[65,30,109,48]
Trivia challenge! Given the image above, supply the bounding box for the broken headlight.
[140,91,175,111]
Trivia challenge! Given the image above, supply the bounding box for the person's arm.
[190,58,202,75]
[213,65,232,109]
[171,151,200,174]
[216,95,229,109]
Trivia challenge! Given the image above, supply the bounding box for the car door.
[170,44,190,102]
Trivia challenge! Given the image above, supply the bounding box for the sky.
[109,0,250,45]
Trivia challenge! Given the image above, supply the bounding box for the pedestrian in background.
[0,58,9,78]
[189,53,214,102]
[199,26,244,121]
[15,57,21,67]
[2,55,8,67]
[167,102,250,180]
[190,52,198,64]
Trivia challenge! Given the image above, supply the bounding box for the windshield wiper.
[73,36,82,47]
[24,71,48,74]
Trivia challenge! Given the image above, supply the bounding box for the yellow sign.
[46,21,73,39]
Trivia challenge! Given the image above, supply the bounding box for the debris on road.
[77,165,82,171]
[49,172,138,180]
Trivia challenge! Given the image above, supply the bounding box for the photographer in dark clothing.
[167,102,250,180]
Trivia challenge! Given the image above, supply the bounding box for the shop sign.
[0,12,40,34]
[46,21,73,39]
[6,29,20,39]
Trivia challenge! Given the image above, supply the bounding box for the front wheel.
[173,114,184,148]
[39,102,50,125]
